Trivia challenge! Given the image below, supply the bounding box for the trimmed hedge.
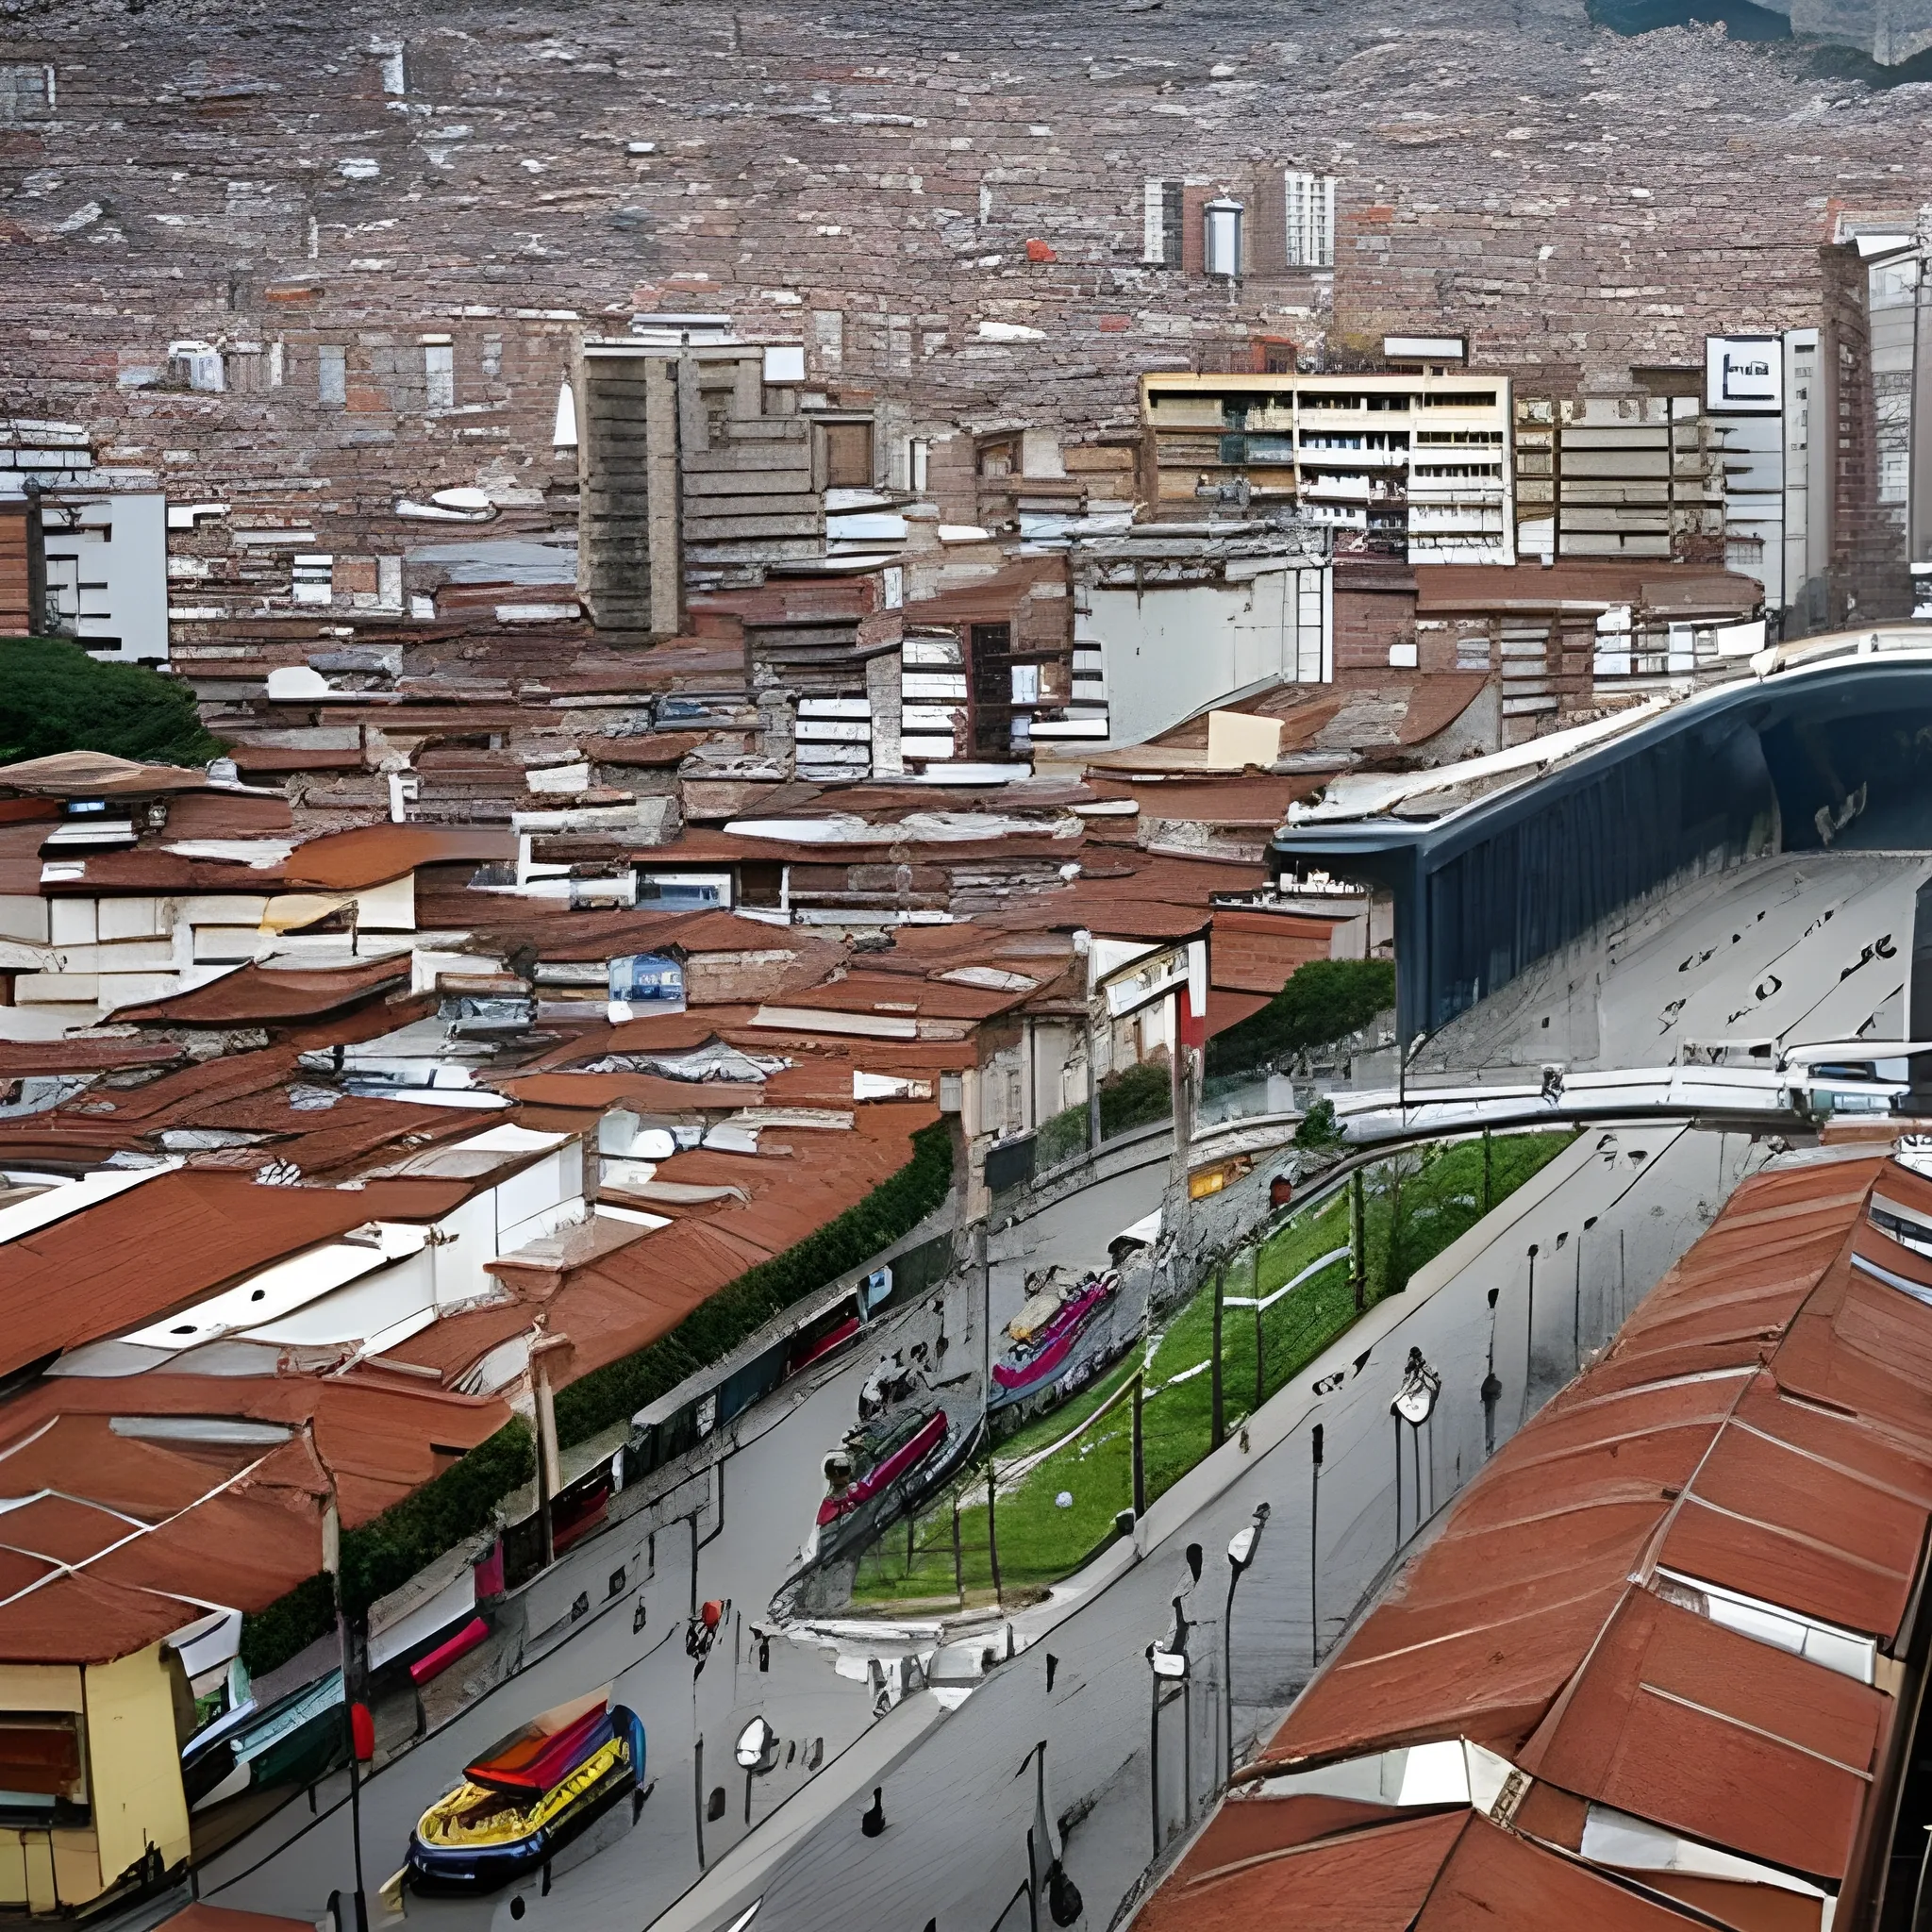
[1206,958,1396,1077]
[239,1422,536,1678]
[553,1118,955,1445]
[238,1121,955,1679]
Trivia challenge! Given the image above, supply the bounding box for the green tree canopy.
[1207,956,1396,1076]
[0,638,225,769]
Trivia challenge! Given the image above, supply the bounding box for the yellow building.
[0,1644,192,1912]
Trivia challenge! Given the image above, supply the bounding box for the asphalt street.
[195,846,1914,1932]
[646,1121,1756,1932]
[197,1164,1169,1932]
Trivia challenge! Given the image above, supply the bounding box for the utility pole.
[1132,1368,1146,1517]
[1308,1424,1324,1667]
[1349,1169,1366,1313]
[1523,1243,1540,1425]
[1209,1257,1225,1451]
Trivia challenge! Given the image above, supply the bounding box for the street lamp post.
[1391,1347,1441,1552]
[1145,1642,1187,1857]
[1522,1241,1540,1425]
[1574,1215,1597,1372]
[1145,1575,1194,1856]
[1223,1503,1270,1783]
[1309,1423,1324,1665]
[310,1441,366,1932]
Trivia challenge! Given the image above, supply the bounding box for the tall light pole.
[310,1428,366,1932]
[1223,1503,1270,1783]
[1145,1580,1194,1856]
[1574,1214,1597,1372]
[1522,1241,1540,1426]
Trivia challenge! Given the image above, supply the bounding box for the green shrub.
[236,1574,337,1680]
[1207,957,1395,1077]
[1035,1101,1090,1170]
[553,1119,954,1444]
[0,637,225,767]
[1097,1059,1172,1141]
[1294,1097,1342,1148]
[236,1123,955,1678]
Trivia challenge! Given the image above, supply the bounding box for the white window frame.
[291,555,335,606]
[1286,171,1337,269]
[425,342,455,410]
[1142,179,1183,267]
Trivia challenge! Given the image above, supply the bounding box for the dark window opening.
[824,421,874,489]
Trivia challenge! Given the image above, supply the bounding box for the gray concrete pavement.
[195,848,1914,1932]
[195,1158,1174,1932]
[1425,851,1926,1074]
[644,1121,1757,1932]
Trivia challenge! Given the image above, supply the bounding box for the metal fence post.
[987,1456,1003,1605]
[1132,1368,1146,1518]
[1210,1258,1225,1451]
[1252,1248,1265,1413]
[1350,1169,1366,1313]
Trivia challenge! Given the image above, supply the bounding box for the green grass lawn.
[849,1128,1574,1605]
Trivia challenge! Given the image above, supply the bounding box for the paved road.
[646,1123,1756,1932]
[197,848,1914,1932]
[198,1163,1171,1932]
[1427,851,1925,1075]
[1595,851,1924,1062]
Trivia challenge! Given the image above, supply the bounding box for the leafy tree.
[0,638,225,768]
[1207,957,1396,1077]
[1293,1096,1342,1148]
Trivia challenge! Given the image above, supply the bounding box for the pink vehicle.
[815,1408,950,1527]
[991,1270,1119,1404]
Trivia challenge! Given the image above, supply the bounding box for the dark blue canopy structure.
[1272,651,1932,1043]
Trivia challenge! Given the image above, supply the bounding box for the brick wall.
[2,0,1925,641]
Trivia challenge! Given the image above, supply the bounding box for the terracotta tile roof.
[1157,1148,1932,1928]
[762,972,1030,1024]
[0,1170,476,1377]
[1097,777,1322,824]
[0,1039,188,1078]
[280,824,516,891]
[161,791,296,838]
[114,953,411,1025]
[1413,560,1762,619]
[1397,671,1490,747]
[0,1424,330,1663]
[384,1103,938,1390]
[492,1072,766,1115]
[580,732,710,767]
[1138,1807,1465,1932]
[0,752,213,797]
[227,741,367,774]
